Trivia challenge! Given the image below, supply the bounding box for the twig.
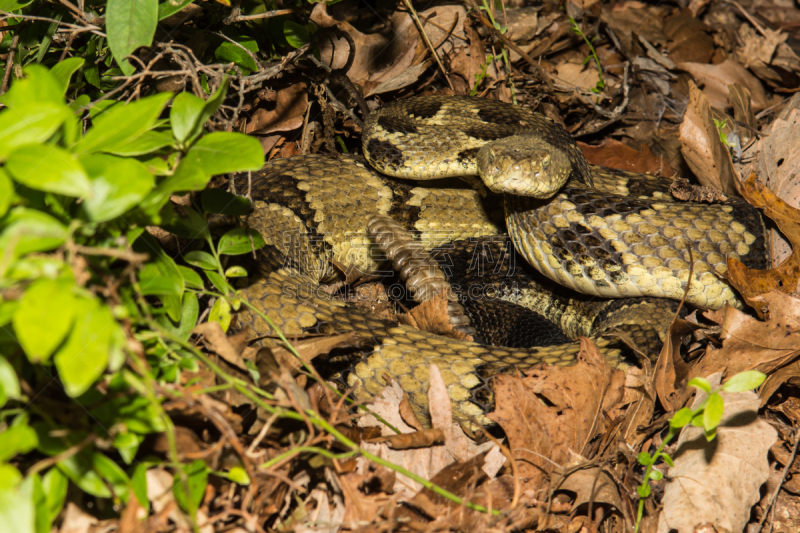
[0,31,20,95]
[400,0,455,91]
[223,8,294,24]
[26,434,98,476]
[756,429,800,532]
[574,61,631,136]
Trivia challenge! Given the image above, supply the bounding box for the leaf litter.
[59,0,800,531]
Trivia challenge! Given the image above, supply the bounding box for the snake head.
[477,137,572,198]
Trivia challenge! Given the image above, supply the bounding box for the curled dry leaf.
[193,321,246,368]
[657,375,777,533]
[743,104,800,266]
[488,338,625,491]
[266,331,367,372]
[654,319,698,412]
[678,81,738,195]
[726,174,800,314]
[691,291,800,390]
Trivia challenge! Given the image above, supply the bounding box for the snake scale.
[234,96,769,426]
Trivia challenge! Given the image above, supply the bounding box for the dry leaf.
[551,468,623,511]
[488,338,625,489]
[726,174,800,313]
[246,82,308,135]
[311,4,471,96]
[296,487,345,533]
[678,81,737,195]
[656,375,777,533]
[678,59,771,111]
[691,291,800,385]
[742,105,800,267]
[399,295,473,341]
[357,365,499,498]
[663,14,714,64]
[193,322,246,368]
[653,319,696,412]
[578,139,674,177]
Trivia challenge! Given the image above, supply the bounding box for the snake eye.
[542,154,551,168]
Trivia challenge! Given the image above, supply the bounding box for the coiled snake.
[235,96,768,426]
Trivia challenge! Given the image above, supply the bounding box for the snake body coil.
[235,96,769,425]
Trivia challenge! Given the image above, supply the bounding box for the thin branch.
[401,0,455,91]
[223,8,294,25]
[0,31,20,95]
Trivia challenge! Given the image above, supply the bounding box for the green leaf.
[670,407,693,429]
[178,265,204,290]
[6,144,93,198]
[184,251,218,270]
[131,464,149,513]
[54,298,119,397]
[687,377,711,393]
[56,450,112,498]
[135,235,185,299]
[0,65,64,110]
[722,370,767,392]
[703,393,725,433]
[0,0,35,10]
[41,468,68,526]
[173,460,208,514]
[0,107,72,162]
[225,265,248,278]
[206,271,231,296]
[0,168,14,218]
[156,292,199,342]
[113,433,141,464]
[183,132,264,176]
[0,208,67,258]
[661,452,674,468]
[218,227,266,255]
[0,464,34,533]
[74,92,173,155]
[283,20,311,49]
[704,427,717,441]
[103,130,174,156]
[92,452,130,501]
[636,452,651,466]
[214,42,257,73]
[201,188,252,216]
[106,0,159,75]
[209,298,231,332]
[50,57,85,94]
[171,92,206,144]
[227,466,250,485]
[636,483,651,498]
[0,356,21,406]
[0,414,38,462]
[158,0,194,19]
[649,469,663,481]
[12,278,76,363]
[80,154,155,222]
[690,411,704,427]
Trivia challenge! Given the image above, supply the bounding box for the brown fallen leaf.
[678,59,772,111]
[550,467,622,512]
[726,174,800,314]
[398,295,473,341]
[578,139,675,177]
[245,82,308,135]
[193,322,246,368]
[488,338,625,490]
[690,291,800,389]
[357,365,500,499]
[311,4,473,96]
[742,102,800,266]
[653,319,697,412]
[678,81,738,195]
[663,13,714,64]
[656,374,777,533]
